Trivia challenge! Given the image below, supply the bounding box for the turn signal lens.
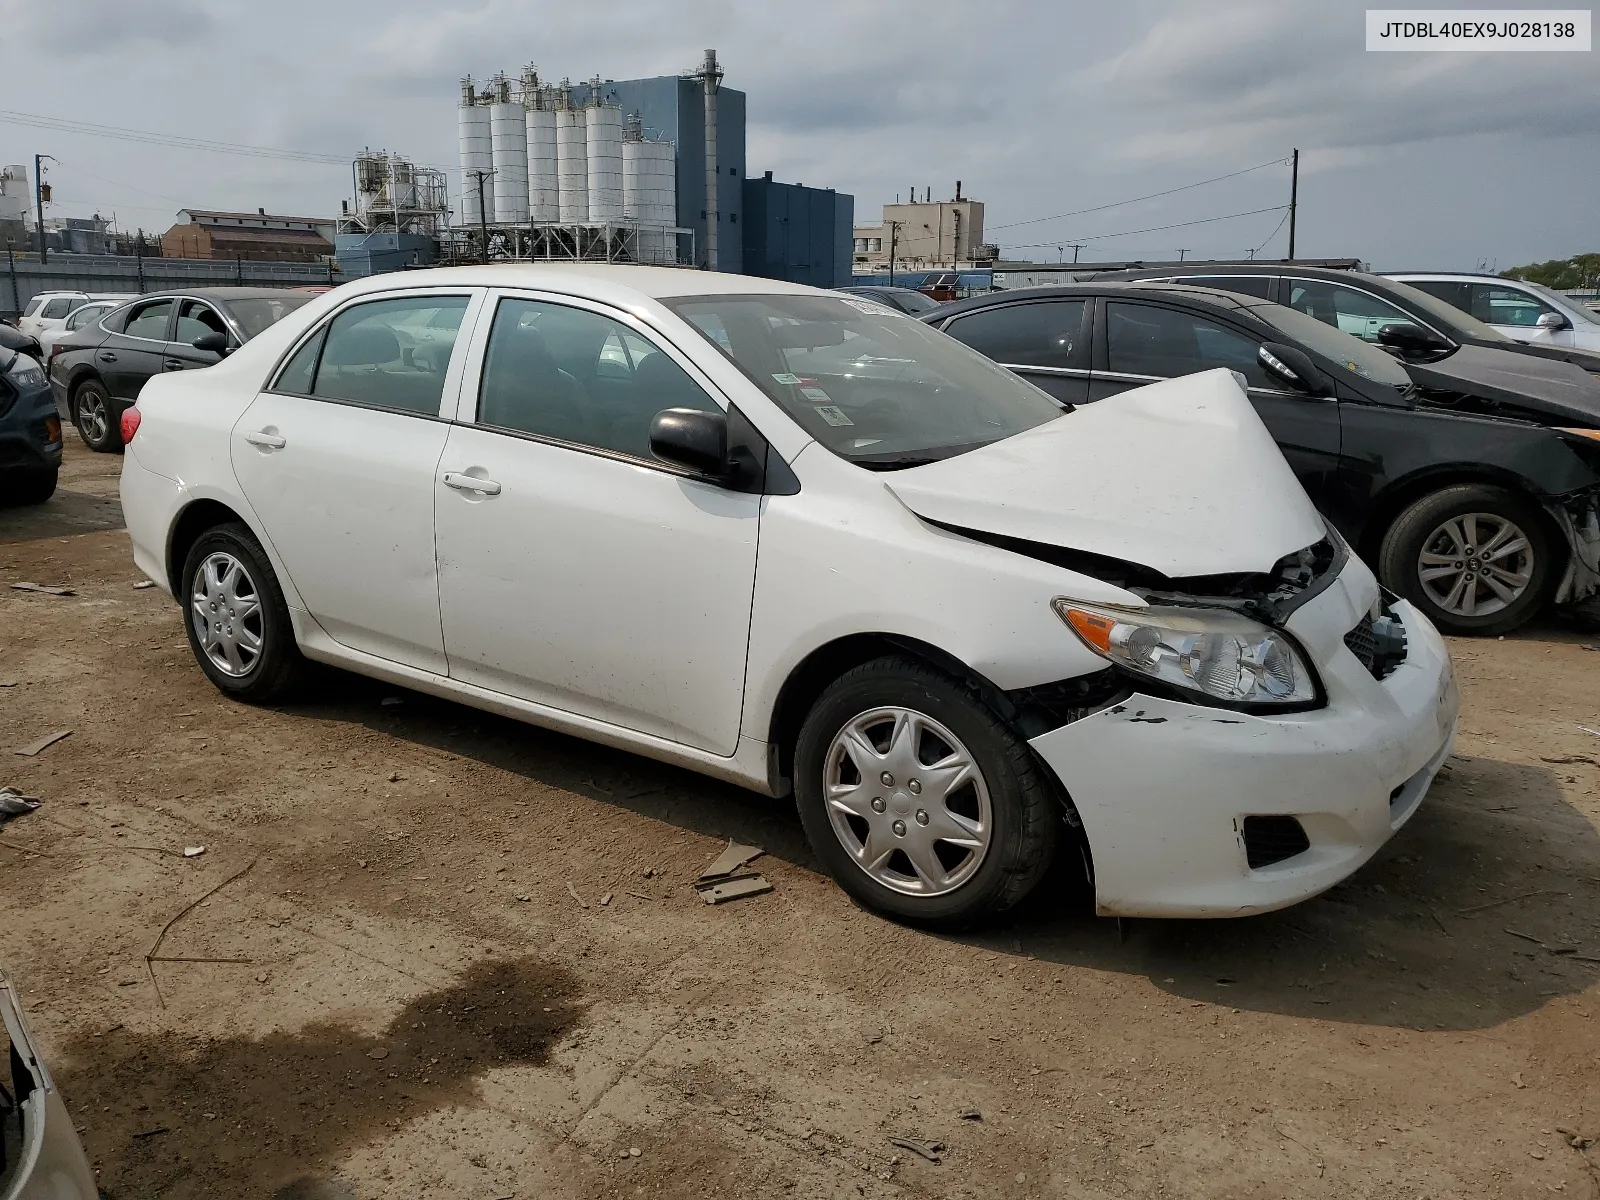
[120,406,141,443]
[1054,599,1318,708]
[1558,426,1600,443]
[43,416,60,444]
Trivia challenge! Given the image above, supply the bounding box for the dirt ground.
[3,440,1600,1200]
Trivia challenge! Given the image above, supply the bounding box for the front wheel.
[180,523,306,703]
[794,656,1059,928]
[1378,484,1559,636]
[73,379,122,453]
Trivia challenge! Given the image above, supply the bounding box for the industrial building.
[0,164,28,250]
[451,51,851,285]
[334,150,450,277]
[161,208,335,262]
[852,185,997,275]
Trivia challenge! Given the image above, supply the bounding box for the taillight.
[44,416,60,444]
[121,406,141,443]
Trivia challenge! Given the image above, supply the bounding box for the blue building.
[596,75,746,273]
[741,173,853,288]
[334,232,438,278]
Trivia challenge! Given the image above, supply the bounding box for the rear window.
[22,296,44,317]
[226,294,313,339]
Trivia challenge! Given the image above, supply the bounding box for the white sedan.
[119,266,1458,925]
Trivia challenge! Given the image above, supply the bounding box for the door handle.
[244,430,287,449]
[163,359,185,371]
[98,351,117,362]
[442,471,502,496]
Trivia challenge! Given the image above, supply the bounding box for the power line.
[989,157,1292,233]
[999,205,1290,252]
[0,109,348,165]
[1249,207,1292,257]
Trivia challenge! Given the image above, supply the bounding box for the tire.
[1378,484,1559,636]
[179,523,306,703]
[794,655,1059,928]
[1,468,57,506]
[72,378,122,453]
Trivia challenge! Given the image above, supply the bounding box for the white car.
[1388,273,1600,354]
[35,298,123,359]
[16,290,136,340]
[118,266,1458,924]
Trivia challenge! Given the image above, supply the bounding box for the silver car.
[1,970,96,1200]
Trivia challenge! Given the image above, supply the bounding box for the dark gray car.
[0,348,62,506]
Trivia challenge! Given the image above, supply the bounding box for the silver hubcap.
[823,707,991,897]
[190,552,264,677]
[79,392,107,442]
[1417,512,1533,618]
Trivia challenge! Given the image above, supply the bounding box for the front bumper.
[0,971,98,1200]
[0,386,63,474]
[1030,560,1458,918]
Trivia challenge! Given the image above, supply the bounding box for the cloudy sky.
[3,0,1596,269]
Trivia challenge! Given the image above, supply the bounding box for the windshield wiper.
[853,453,950,471]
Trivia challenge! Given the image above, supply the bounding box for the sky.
[2,0,1596,270]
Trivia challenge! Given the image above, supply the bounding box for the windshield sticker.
[800,386,831,402]
[771,372,801,385]
[837,296,901,318]
[814,405,854,427]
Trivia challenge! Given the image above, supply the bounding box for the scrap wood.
[14,730,71,757]
[1457,889,1562,915]
[696,873,772,904]
[1542,754,1600,767]
[566,880,589,909]
[888,1136,946,1164]
[697,840,764,882]
[0,838,53,857]
[144,857,259,1008]
[10,582,74,596]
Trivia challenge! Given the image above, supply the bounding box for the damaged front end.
[1,971,97,1200]
[1550,488,1600,607]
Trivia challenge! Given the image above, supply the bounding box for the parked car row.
[117,265,1459,929]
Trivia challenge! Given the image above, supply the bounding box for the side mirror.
[1537,311,1570,332]
[1376,322,1451,359]
[191,331,229,355]
[1258,342,1331,396]
[649,408,730,477]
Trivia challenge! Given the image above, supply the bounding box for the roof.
[133,287,318,302]
[201,226,332,246]
[325,263,829,305]
[179,208,332,225]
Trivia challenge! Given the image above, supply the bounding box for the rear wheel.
[794,656,1059,928]
[72,379,122,453]
[180,523,306,703]
[1378,484,1558,636]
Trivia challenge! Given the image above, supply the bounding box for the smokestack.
[702,48,721,270]
[955,180,962,201]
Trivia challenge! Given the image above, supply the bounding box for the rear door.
[230,289,480,673]
[938,298,1090,403]
[1089,298,1342,502]
[98,297,175,403]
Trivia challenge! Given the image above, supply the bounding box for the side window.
[22,296,44,318]
[41,298,76,319]
[1106,302,1270,387]
[1406,279,1472,313]
[175,300,227,344]
[1185,275,1274,300]
[66,305,102,331]
[123,299,176,341]
[1466,284,1554,328]
[311,296,469,416]
[477,298,719,460]
[944,300,1086,368]
[272,327,327,395]
[1286,278,1420,343]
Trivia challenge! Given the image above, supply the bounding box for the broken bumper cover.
[1029,563,1458,919]
[1551,489,1600,607]
[1,971,97,1200]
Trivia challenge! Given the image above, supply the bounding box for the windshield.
[1526,280,1600,324]
[888,290,940,313]
[663,293,1064,467]
[227,294,313,339]
[1247,302,1412,388]
[1376,275,1510,342]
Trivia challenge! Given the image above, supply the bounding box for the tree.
[1502,253,1600,290]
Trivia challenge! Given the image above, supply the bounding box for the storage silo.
[523,71,559,224]
[555,85,589,223]
[624,136,677,264]
[489,75,529,225]
[586,101,624,223]
[457,78,492,227]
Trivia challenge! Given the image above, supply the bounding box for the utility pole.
[469,169,493,263]
[1177,248,1189,262]
[1287,147,1299,260]
[33,154,53,265]
[1067,242,1086,264]
[888,221,900,287]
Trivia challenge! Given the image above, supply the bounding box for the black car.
[48,287,313,453]
[0,321,42,363]
[924,283,1600,636]
[1091,262,1600,376]
[0,344,63,505]
[838,285,942,315]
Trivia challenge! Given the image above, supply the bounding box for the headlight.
[7,358,45,389]
[1054,600,1317,708]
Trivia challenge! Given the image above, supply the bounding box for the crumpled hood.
[1409,344,1600,426]
[885,369,1325,577]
